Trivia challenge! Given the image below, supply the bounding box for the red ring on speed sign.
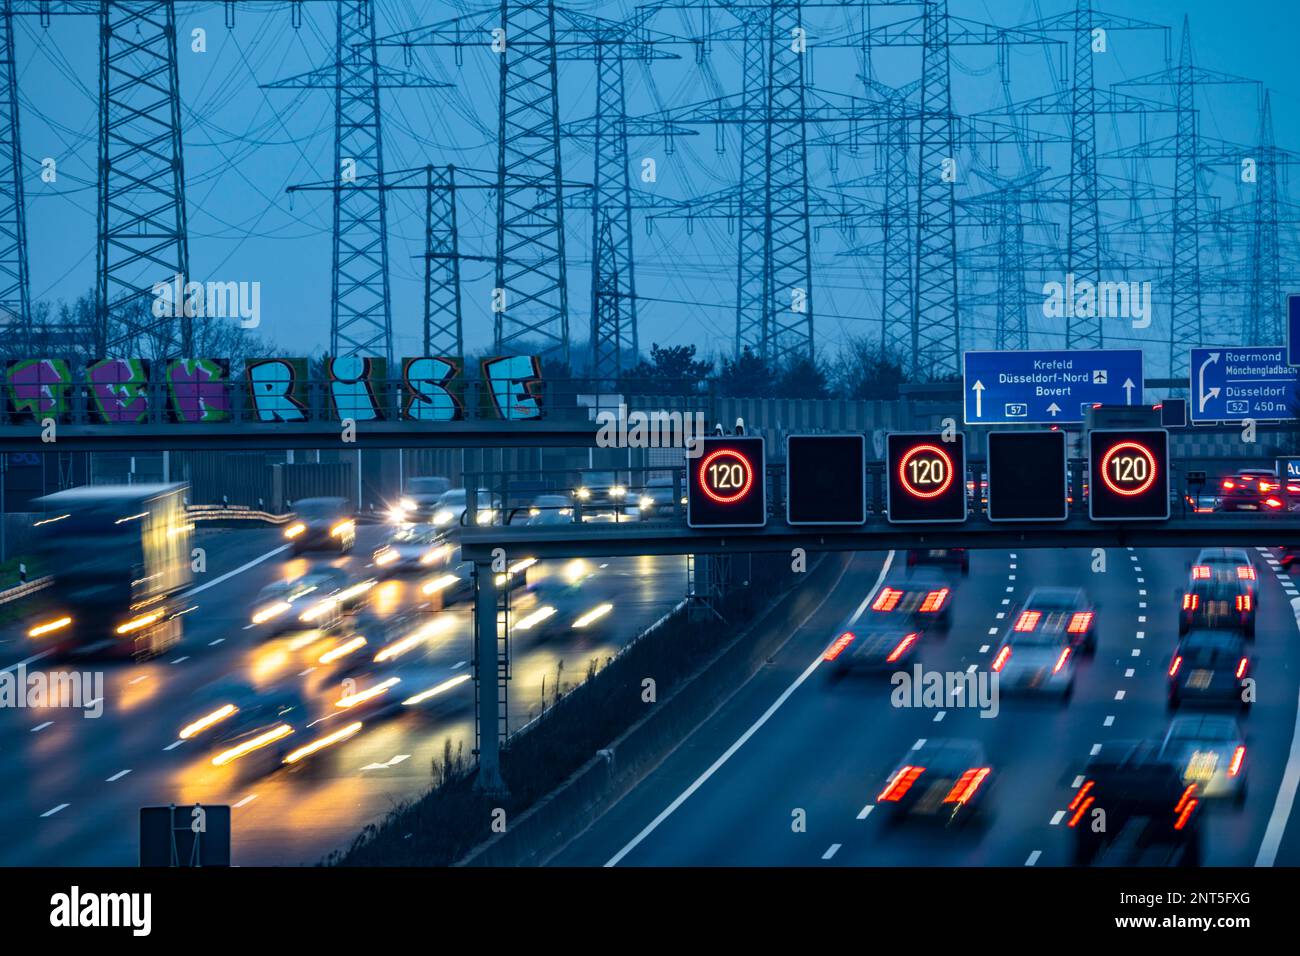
[1099,441,1158,497]
[698,448,754,504]
[898,443,955,500]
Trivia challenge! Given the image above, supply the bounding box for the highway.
[0,524,685,865]
[553,545,1300,866]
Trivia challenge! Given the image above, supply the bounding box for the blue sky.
[14,0,1300,371]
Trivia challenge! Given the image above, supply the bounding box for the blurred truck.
[25,483,192,659]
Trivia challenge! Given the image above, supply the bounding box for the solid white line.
[181,544,290,598]
[106,769,131,782]
[1256,596,1300,866]
[41,803,68,817]
[603,550,897,867]
[822,843,841,860]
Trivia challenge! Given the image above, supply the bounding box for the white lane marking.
[933,711,946,722]
[1124,669,1135,678]
[41,804,68,818]
[822,843,841,860]
[106,769,131,782]
[1050,810,1066,825]
[1132,649,1141,657]
[181,544,290,598]
[1139,602,1147,609]
[1090,744,1102,755]
[1104,715,1115,726]
[171,656,189,664]
[0,650,52,676]
[1136,631,1145,640]
[30,721,52,733]
[603,551,896,867]
[856,804,874,820]
[1008,574,1016,580]
[1138,616,1147,623]
[453,660,468,670]
[1001,598,1010,605]
[987,627,998,635]
[912,738,927,750]
[208,638,225,646]
[967,664,978,673]
[1072,776,1084,788]
[1010,553,1018,559]
[1025,850,1041,866]
[1114,690,1126,701]
[234,793,258,809]
[1005,586,1014,593]
[128,675,148,686]
[979,644,990,653]
[297,667,315,677]
[995,612,1005,620]
[1137,577,1145,584]
[1009,563,1017,570]
[1256,600,1300,867]
[1138,589,1147,596]
[163,741,183,752]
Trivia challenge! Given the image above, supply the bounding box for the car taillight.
[824,632,855,661]
[1288,484,1300,494]
[1237,594,1252,612]
[1228,746,1246,777]
[1013,610,1040,632]
[992,646,1012,672]
[885,633,919,663]
[1222,479,1235,489]
[1192,565,1211,579]
[1237,566,1257,580]
[1182,594,1199,611]
[1173,784,1198,830]
[1236,657,1249,679]
[1169,655,1183,677]
[1266,497,1284,509]
[1067,780,1095,827]
[878,765,925,802]
[1260,480,1277,492]
[872,588,902,612]
[1067,612,1093,634]
[943,767,991,805]
[1052,646,1072,674]
[919,588,949,613]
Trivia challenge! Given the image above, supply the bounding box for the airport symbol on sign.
[963,349,1144,425]
[1189,347,1298,423]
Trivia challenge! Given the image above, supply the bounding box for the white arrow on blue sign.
[1189,347,1298,422]
[962,349,1144,425]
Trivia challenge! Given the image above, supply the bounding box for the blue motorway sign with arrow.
[1189,347,1298,422]
[962,349,1144,425]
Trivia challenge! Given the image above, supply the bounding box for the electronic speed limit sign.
[687,436,766,528]
[1088,428,1169,521]
[885,432,967,523]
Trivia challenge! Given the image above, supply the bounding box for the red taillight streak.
[1266,497,1284,509]
[1067,796,1094,828]
[1237,594,1252,612]
[1228,746,1246,777]
[992,646,1012,672]
[1068,780,1095,812]
[1236,657,1249,679]
[872,588,902,613]
[885,633,918,664]
[1222,480,1235,489]
[1067,612,1093,634]
[1174,784,1197,815]
[1192,565,1211,579]
[1237,566,1257,580]
[1169,655,1183,677]
[942,767,991,805]
[1182,594,1199,611]
[1174,799,1198,831]
[1014,610,1041,632]
[878,765,925,802]
[1053,646,1072,675]
[823,632,855,661]
[919,588,949,613]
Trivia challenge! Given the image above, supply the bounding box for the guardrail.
[0,576,51,606]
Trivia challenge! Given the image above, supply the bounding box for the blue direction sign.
[1189,347,1298,423]
[962,349,1144,425]
[1288,294,1300,366]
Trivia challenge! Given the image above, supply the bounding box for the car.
[1168,630,1252,711]
[249,568,351,634]
[822,624,921,677]
[990,619,1076,699]
[570,471,630,515]
[1191,547,1257,581]
[372,524,453,572]
[516,494,575,526]
[876,738,993,827]
[430,488,501,528]
[864,570,955,633]
[1179,571,1256,638]
[282,497,355,554]
[1281,546,1300,572]
[187,683,331,777]
[1009,586,1097,653]
[391,476,452,523]
[635,475,684,519]
[1218,469,1286,512]
[906,548,969,576]
[1157,715,1248,805]
[1070,740,1203,866]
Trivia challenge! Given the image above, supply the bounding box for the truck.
[25,483,192,659]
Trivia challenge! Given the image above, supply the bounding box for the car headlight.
[433,510,454,525]
[400,498,416,511]
[330,520,355,537]
[284,522,306,539]
[639,496,654,510]
[575,487,591,500]
[610,485,627,498]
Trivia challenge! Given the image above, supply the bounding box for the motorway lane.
[0,525,685,865]
[553,545,1300,867]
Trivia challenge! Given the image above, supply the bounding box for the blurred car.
[876,738,992,827]
[906,548,969,576]
[991,618,1076,699]
[249,567,350,634]
[516,494,575,526]
[372,524,453,573]
[822,624,920,677]
[391,476,452,523]
[1179,571,1256,637]
[865,569,955,633]
[1281,546,1300,572]
[636,475,684,518]
[282,497,355,554]
[1010,586,1097,653]
[571,471,630,513]
[1218,469,1285,512]
[1168,630,1252,711]
[185,683,335,777]
[1158,714,1248,804]
[430,488,501,528]
[1191,547,1257,581]
[1070,740,1202,866]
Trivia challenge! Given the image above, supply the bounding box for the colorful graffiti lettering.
[401,357,464,421]
[87,358,150,423]
[327,355,384,421]
[165,358,231,423]
[5,359,72,420]
[481,355,544,420]
[247,358,308,422]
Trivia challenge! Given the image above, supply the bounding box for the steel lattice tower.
[96,0,190,357]
[333,0,392,363]
[1066,0,1101,348]
[734,9,767,358]
[0,0,28,351]
[589,40,635,378]
[995,187,1028,350]
[1248,92,1281,346]
[425,165,463,356]
[878,82,915,360]
[1168,20,1200,376]
[764,0,813,363]
[495,0,569,362]
[912,0,959,379]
